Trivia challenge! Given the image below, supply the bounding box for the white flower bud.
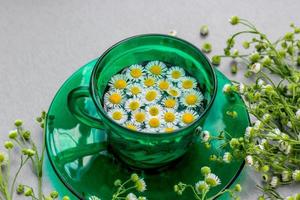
[270,176,279,188]
[250,63,262,73]
[245,155,253,166]
[223,84,232,93]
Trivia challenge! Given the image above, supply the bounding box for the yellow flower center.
[114,79,127,89]
[182,80,193,89]
[144,78,155,87]
[164,98,176,108]
[169,89,178,97]
[150,65,162,75]
[182,113,194,124]
[185,94,197,105]
[112,111,122,120]
[109,93,122,104]
[145,91,157,101]
[165,127,174,133]
[129,101,140,111]
[130,86,141,95]
[171,70,181,79]
[148,118,160,128]
[134,112,146,123]
[126,124,137,130]
[158,80,169,90]
[164,112,175,122]
[149,107,159,116]
[130,68,142,78]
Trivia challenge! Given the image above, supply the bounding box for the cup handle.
[67,86,105,129]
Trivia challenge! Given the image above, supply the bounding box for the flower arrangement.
[103,60,204,133]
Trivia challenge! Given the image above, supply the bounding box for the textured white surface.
[0,0,300,199]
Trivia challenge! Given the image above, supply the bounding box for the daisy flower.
[124,121,140,131]
[104,90,125,108]
[181,90,203,108]
[126,193,138,200]
[195,181,209,194]
[201,130,210,142]
[143,88,161,104]
[180,109,199,126]
[126,64,144,81]
[292,170,300,181]
[109,74,128,90]
[270,176,279,188]
[145,116,164,132]
[163,124,179,133]
[167,66,186,82]
[132,110,147,124]
[126,83,143,97]
[135,178,147,192]
[245,155,254,166]
[146,104,163,117]
[157,79,171,91]
[125,97,142,112]
[108,108,128,124]
[167,87,181,98]
[222,152,232,163]
[145,61,167,77]
[162,97,179,109]
[142,75,157,88]
[205,173,221,187]
[162,108,178,125]
[178,76,197,91]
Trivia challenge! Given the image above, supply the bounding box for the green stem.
[10,156,29,199]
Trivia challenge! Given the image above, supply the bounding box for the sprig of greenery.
[208,16,300,199]
[174,166,241,200]
[112,173,147,200]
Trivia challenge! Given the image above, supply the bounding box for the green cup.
[68,34,217,169]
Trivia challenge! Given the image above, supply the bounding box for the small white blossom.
[195,181,209,194]
[257,79,265,86]
[168,30,177,36]
[135,179,146,192]
[292,170,300,181]
[270,176,279,188]
[254,120,262,129]
[245,155,254,166]
[126,193,138,200]
[287,121,292,128]
[223,84,232,93]
[238,83,245,94]
[223,152,233,163]
[205,173,221,187]
[201,130,210,142]
[250,63,262,73]
[245,126,254,138]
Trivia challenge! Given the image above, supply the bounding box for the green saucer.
[45,60,249,200]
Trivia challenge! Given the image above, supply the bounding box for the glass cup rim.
[90,33,218,137]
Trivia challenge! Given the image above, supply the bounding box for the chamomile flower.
[132,110,147,124]
[162,108,178,125]
[126,83,143,97]
[181,90,203,108]
[163,124,179,133]
[108,108,128,124]
[205,173,221,187]
[157,79,171,91]
[143,88,161,104]
[178,76,197,91]
[167,87,181,98]
[126,64,144,81]
[145,61,167,77]
[167,66,186,82]
[109,74,128,90]
[104,90,125,108]
[162,97,179,109]
[270,176,279,188]
[195,181,209,194]
[245,155,254,166]
[125,97,142,112]
[142,75,157,88]
[292,170,300,181]
[145,116,164,132]
[126,193,138,200]
[124,121,140,131]
[135,178,147,192]
[146,104,163,117]
[180,109,199,126]
[223,152,233,163]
